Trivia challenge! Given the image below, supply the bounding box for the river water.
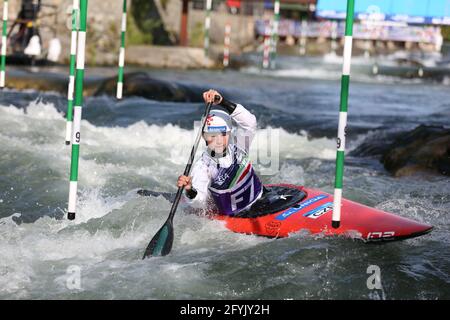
[0,58,449,299]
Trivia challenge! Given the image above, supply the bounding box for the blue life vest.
[208,146,263,216]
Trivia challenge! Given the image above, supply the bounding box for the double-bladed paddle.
[142,101,213,259]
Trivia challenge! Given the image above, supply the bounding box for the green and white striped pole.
[116,0,127,99]
[68,0,88,220]
[1,0,8,88]
[269,0,280,69]
[203,0,212,58]
[332,0,354,229]
[65,0,79,145]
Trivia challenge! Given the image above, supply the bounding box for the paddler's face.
[204,132,230,153]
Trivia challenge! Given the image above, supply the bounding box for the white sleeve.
[231,104,257,153]
[181,157,210,209]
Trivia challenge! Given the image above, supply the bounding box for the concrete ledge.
[126,45,216,69]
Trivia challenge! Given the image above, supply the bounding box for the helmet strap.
[207,147,227,159]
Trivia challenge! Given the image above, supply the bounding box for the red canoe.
[213,184,433,242]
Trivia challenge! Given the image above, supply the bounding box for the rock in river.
[351,125,450,177]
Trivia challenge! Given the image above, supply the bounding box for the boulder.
[351,125,450,176]
[93,72,205,102]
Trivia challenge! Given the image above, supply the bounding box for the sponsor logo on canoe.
[275,194,328,221]
[303,202,333,219]
[265,221,281,236]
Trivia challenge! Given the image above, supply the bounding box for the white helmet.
[203,109,232,133]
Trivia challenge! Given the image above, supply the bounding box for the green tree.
[442,26,450,42]
[128,0,172,45]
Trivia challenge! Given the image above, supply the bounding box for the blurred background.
[3,0,450,75]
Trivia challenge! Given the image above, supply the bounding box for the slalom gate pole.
[68,0,88,220]
[116,0,127,99]
[262,22,271,69]
[331,20,338,55]
[204,0,212,58]
[299,17,307,56]
[269,0,280,69]
[223,22,231,67]
[0,0,8,88]
[332,0,354,229]
[65,0,79,145]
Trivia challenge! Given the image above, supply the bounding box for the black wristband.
[185,187,198,199]
[219,98,237,114]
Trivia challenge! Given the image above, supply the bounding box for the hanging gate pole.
[116,0,127,99]
[0,0,8,88]
[299,17,307,56]
[269,0,280,69]
[68,0,88,220]
[223,22,231,67]
[204,0,212,58]
[262,22,271,69]
[332,0,355,229]
[331,20,338,55]
[65,0,79,145]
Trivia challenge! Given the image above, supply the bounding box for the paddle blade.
[142,220,174,259]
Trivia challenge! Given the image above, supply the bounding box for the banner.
[255,19,443,46]
[316,0,450,26]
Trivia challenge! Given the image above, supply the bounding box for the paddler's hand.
[203,89,223,105]
[177,175,192,190]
